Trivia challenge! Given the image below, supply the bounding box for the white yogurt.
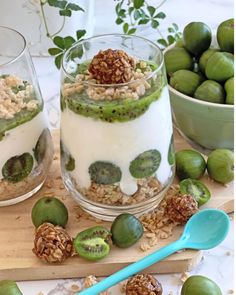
[0,111,47,179]
[61,86,173,195]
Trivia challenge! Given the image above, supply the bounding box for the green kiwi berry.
[2,153,34,183]
[175,149,206,180]
[89,161,122,185]
[31,196,68,228]
[111,213,143,248]
[194,80,225,104]
[129,149,161,178]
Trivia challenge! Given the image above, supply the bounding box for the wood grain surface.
[0,130,233,281]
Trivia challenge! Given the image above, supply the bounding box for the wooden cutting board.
[0,130,233,281]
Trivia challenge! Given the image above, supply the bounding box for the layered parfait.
[0,74,54,204]
[61,35,174,217]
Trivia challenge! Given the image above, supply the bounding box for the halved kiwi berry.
[129,149,161,178]
[89,161,122,185]
[2,153,34,183]
[73,226,111,261]
[179,178,211,206]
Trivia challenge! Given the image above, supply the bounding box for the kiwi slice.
[129,149,161,178]
[2,153,34,183]
[65,155,75,171]
[89,161,122,185]
[168,134,175,165]
[34,128,51,164]
[73,226,111,261]
[60,141,75,172]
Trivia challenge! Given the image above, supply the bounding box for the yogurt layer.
[0,111,47,179]
[61,86,173,195]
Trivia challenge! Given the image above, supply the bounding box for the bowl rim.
[164,43,234,110]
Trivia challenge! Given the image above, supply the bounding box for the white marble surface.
[13,0,234,294]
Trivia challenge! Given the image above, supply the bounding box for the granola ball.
[88,49,135,84]
[32,222,73,263]
[126,274,163,295]
[165,194,198,224]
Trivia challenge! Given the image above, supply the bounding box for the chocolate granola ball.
[126,274,163,295]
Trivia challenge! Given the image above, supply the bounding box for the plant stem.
[51,16,66,37]
[157,27,165,39]
[40,3,51,38]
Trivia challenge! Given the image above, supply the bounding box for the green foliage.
[114,0,181,48]
[48,30,86,69]
[157,23,182,47]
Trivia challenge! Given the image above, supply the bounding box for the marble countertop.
[14,0,234,294]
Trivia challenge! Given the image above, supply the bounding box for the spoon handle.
[77,240,183,295]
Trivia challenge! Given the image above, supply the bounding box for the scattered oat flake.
[180,272,190,283]
[70,284,81,292]
[228,290,234,294]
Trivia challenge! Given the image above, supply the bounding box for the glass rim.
[0,26,27,68]
[62,33,164,87]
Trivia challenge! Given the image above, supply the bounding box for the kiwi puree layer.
[63,84,164,123]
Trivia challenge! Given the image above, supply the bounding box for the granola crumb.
[77,176,163,206]
[228,290,234,294]
[70,284,81,292]
[83,275,110,295]
[0,75,38,119]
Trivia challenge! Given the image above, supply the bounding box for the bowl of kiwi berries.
[60,34,175,220]
[164,19,234,151]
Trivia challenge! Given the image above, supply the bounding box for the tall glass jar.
[61,34,175,220]
[0,27,54,206]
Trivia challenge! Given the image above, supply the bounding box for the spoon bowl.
[181,209,230,250]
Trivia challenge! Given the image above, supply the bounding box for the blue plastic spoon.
[77,209,230,295]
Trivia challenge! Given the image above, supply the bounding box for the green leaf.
[48,48,63,55]
[167,35,176,45]
[154,12,166,19]
[66,3,84,11]
[115,2,121,14]
[151,20,159,28]
[53,36,65,49]
[123,23,129,33]
[147,6,156,16]
[76,30,86,40]
[157,38,168,47]
[118,9,126,17]
[128,7,134,15]
[71,45,83,59]
[116,18,123,25]
[133,10,141,20]
[133,0,144,9]
[55,53,63,69]
[48,0,67,9]
[168,27,175,33]
[138,18,149,25]
[64,36,76,49]
[59,9,72,16]
[172,23,179,30]
[127,28,136,35]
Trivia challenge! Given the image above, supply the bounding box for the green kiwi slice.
[88,161,122,185]
[129,149,161,178]
[34,128,51,164]
[2,153,34,183]
[168,134,175,165]
[73,226,111,261]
